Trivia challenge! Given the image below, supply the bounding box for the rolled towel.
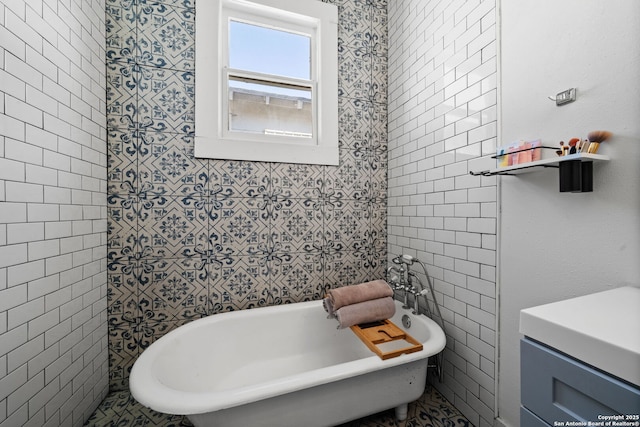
[325,280,393,314]
[334,297,396,329]
[323,297,336,318]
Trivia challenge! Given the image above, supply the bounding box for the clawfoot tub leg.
[395,403,408,421]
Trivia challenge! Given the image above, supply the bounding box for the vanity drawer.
[521,338,640,426]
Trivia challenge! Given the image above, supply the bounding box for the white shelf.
[470,153,610,177]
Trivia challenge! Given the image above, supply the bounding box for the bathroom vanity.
[519,286,640,427]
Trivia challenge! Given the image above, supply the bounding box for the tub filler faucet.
[386,254,448,382]
[386,258,409,307]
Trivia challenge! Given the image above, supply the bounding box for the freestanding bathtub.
[130,299,446,427]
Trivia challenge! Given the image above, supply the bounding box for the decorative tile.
[209,160,271,198]
[271,198,324,253]
[107,60,139,131]
[323,199,370,250]
[270,162,323,200]
[138,132,207,196]
[84,390,134,427]
[89,381,469,427]
[245,232,296,278]
[270,253,322,302]
[323,250,372,289]
[108,325,140,391]
[107,260,140,326]
[354,128,387,172]
[214,255,268,310]
[138,196,209,258]
[211,197,270,256]
[324,149,369,198]
[137,1,195,70]
[137,66,195,134]
[138,258,209,323]
[140,0,195,10]
[180,234,234,279]
[354,179,386,208]
[106,0,137,63]
[353,228,387,270]
[108,129,140,196]
[339,96,371,149]
[118,402,193,427]
[338,48,371,99]
[103,0,390,400]
[337,1,369,39]
[135,181,170,221]
[107,195,142,251]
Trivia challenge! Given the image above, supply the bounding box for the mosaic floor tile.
[85,386,471,427]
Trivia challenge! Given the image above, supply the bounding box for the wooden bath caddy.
[350,319,423,360]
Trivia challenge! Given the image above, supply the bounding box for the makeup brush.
[587,130,612,154]
[568,138,580,155]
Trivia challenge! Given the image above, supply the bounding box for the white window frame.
[195,0,339,165]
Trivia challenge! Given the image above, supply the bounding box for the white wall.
[0,1,109,426]
[388,1,498,426]
[498,1,640,426]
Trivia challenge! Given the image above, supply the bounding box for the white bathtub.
[130,299,446,427]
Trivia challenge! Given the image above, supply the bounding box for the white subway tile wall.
[388,1,497,426]
[0,1,108,427]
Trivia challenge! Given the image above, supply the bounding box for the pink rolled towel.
[334,297,396,329]
[324,280,393,316]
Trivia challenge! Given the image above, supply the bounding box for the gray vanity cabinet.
[520,338,640,427]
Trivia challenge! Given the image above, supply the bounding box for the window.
[195,0,339,165]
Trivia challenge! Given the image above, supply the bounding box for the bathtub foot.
[395,403,408,421]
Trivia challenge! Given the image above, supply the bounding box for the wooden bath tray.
[350,319,423,360]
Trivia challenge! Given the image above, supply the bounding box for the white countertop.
[520,286,640,387]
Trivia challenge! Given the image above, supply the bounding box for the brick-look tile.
[388,1,497,425]
[0,1,108,426]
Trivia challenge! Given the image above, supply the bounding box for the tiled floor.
[84,385,472,427]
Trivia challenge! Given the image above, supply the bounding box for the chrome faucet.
[387,259,408,306]
[387,253,448,382]
[387,254,429,314]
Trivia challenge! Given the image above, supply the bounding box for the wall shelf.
[469,153,610,192]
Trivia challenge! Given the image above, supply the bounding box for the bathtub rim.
[129,299,446,416]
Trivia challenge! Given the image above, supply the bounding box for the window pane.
[228,76,312,138]
[229,20,311,80]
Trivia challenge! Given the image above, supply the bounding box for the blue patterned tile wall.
[106,0,388,390]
